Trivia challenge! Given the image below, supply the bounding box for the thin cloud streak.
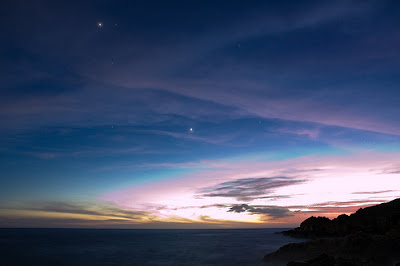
[100,151,400,226]
[134,129,241,145]
[202,176,306,201]
[3,1,400,136]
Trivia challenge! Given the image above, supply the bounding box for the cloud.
[351,190,397,195]
[134,129,240,145]
[228,204,293,219]
[280,199,393,215]
[5,146,155,160]
[273,126,321,140]
[5,201,151,221]
[0,215,277,229]
[379,167,400,175]
[202,176,306,201]
[0,200,283,229]
[99,151,400,226]
[3,0,400,137]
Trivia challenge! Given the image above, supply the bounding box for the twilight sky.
[1,0,400,228]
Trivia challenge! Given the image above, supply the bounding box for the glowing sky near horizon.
[1,0,400,228]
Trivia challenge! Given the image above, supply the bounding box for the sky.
[1,0,400,228]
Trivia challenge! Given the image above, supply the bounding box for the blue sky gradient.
[1,0,400,228]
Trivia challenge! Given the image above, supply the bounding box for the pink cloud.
[100,151,400,226]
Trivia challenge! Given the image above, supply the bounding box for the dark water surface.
[0,228,304,265]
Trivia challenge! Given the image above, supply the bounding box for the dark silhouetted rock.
[264,198,400,266]
[283,198,400,238]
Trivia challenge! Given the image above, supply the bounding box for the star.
[190,128,193,132]
[97,22,103,28]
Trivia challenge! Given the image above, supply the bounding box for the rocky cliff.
[264,198,400,265]
[283,198,400,238]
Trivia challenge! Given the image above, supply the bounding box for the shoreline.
[263,198,400,265]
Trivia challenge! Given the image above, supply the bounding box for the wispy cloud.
[351,190,397,195]
[379,166,400,175]
[201,176,306,201]
[273,126,321,140]
[134,129,241,145]
[287,199,392,216]
[99,151,400,226]
[2,201,151,221]
[3,1,399,136]
[0,200,274,229]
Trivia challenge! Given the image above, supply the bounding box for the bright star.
[97,22,103,28]
[190,128,193,132]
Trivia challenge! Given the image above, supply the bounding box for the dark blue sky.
[1,0,400,228]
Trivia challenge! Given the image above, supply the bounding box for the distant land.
[264,198,400,265]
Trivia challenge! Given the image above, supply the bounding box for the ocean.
[0,228,305,265]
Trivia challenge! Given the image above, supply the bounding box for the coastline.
[263,198,400,265]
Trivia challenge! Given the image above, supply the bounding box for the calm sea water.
[0,228,304,266]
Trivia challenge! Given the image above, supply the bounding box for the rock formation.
[264,198,400,265]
